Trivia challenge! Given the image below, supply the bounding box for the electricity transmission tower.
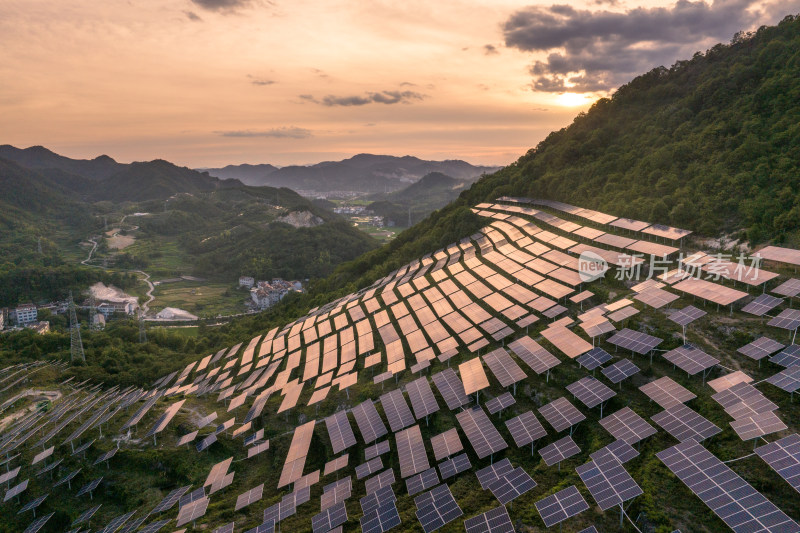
[139,311,147,343]
[68,292,85,363]
[88,294,98,330]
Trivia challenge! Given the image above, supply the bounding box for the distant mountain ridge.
[203,153,499,192]
[0,144,124,180]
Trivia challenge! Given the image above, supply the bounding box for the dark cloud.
[502,0,766,92]
[184,10,202,21]
[215,127,312,138]
[247,75,275,86]
[483,44,499,55]
[302,90,425,107]
[190,0,252,11]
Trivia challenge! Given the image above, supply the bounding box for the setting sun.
[556,92,594,107]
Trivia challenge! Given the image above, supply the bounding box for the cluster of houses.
[238,276,303,310]
[1,297,139,335]
[1,303,51,334]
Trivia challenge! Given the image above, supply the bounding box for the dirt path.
[0,389,62,431]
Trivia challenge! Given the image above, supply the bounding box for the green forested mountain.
[318,14,800,294]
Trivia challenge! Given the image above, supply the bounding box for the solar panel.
[406,467,439,496]
[139,520,171,533]
[539,435,580,466]
[396,425,430,479]
[633,287,679,309]
[601,358,640,384]
[324,410,357,454]
[535,485,589,527]
[576,453,643,511]
[54,468,80,488]
[766,365,800,392]
[312,501,348,533]
[361,485,396,515]
[431,428,463,461]
[713,382,776,414]
[361,501,401,533]
[414,484,463,533]
[773,278,800,297]
[770,344,800,368]
[730,411,787,441]
[578,527,599,533]
[352,400,389,444]
[431,369,469,410]
[22,512,54,533]
[365,440,391,460]
[651,403,721,442]
[487,466,537,504]
[365,469,396,494]
[741,293,783,316]
[76,477,103,497]
[320,476,352,511]
[538,397,586,432]
[438,453,471,480]
[576,347,612,371]
[607,328,662,354]
[505,410,547,448]
[196,433,217,452]
[119,516,148,533]
[464,505,513,533]
[591,439,639,465]
[662,344,719,375]
[657,440,799,533]
[639,376,696,409]
[235,483,264,511]
[262,500,295,524]
[405,377,440,420]
[244,520,275,533]
[72,504,102,526]
[768,308,800,330]
[4,478,28,502]
[455,406,508,459]
[482,348,527,387]
[668,305,707,326]
[567,376,616,409]
[485,392,516,415]
[755,433,800,493]
[508,336,560,375]
[599,407,657,445]
[98,510,136,533]
[213,523,235,533]
[180,487,206,509]
[18,493,47,514]
[475,458,514,489]
[738,336,785,361]
[380,389,416,433]
[356,457,384,480]
[459,357,490,395]
[0,466,20,485]
[151,485,190,513]
[176,496,209,527]
[93,447,118,466]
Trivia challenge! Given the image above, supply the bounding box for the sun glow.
[556,92,594,107]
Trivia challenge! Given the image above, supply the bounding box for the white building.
[14,304,38,326]
[250,279,300,309]
[239,276,255,289]
[96,300,137,318]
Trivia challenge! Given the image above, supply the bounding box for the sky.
[1,0,797,167]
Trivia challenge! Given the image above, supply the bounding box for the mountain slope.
[202,163,279,185]
[0,144,124,180]
[317,14,800,294]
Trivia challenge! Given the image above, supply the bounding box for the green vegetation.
[150,281,247,317]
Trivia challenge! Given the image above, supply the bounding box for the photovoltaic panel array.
[482,348,527,387]
[738,337,785,361]
[405,377,440,420]
[487,466,537,504]
[535,485,589,527]
[639,376,696,409]
[151,485,190,513]
[770,345,800,368]
[668,305,707,327]
[505,410,547,447]
[600,407,657,445]
[773,278,800,298]
[431,369,469,410]
[567,377,616,409]
[755,434,800,493]
[312,501,347,533]
[651,403,721,442]
[455,406,508,459]
[464,505,514,533]
[352,400,389,444]
[713,382,776,417]
[459,357,490,395]
[356,457,384,480]
[766,366,800,392]
[576,452,643,511]
[395,425,430,479]
[360,485,396,515]
[657,440,800,533]
[406,467,439,496]
[176,496,209,527]
[741,294,783,316]
[475,458,514,489]
[539,435,580,466]
[607,328,663,354]
[431,428,463,461]
[576,347,612,371]
[438,453,471,480]
[601,358,640,384]
[414,484,463,533]
[591,439,639,465]
[365,469,396,495]
[324,411,356,455]
[768,309,800,330]
[485,392,516,415]
[730,412,787,441]
[508,337,560,375]
[365,440,391,460]
[380,389,415,433]
[360,501,401,533]
[22,513,54,533]
[539,397,586,432]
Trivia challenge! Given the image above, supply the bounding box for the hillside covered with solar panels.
[6,14,800,533]
[7,190,800,532]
